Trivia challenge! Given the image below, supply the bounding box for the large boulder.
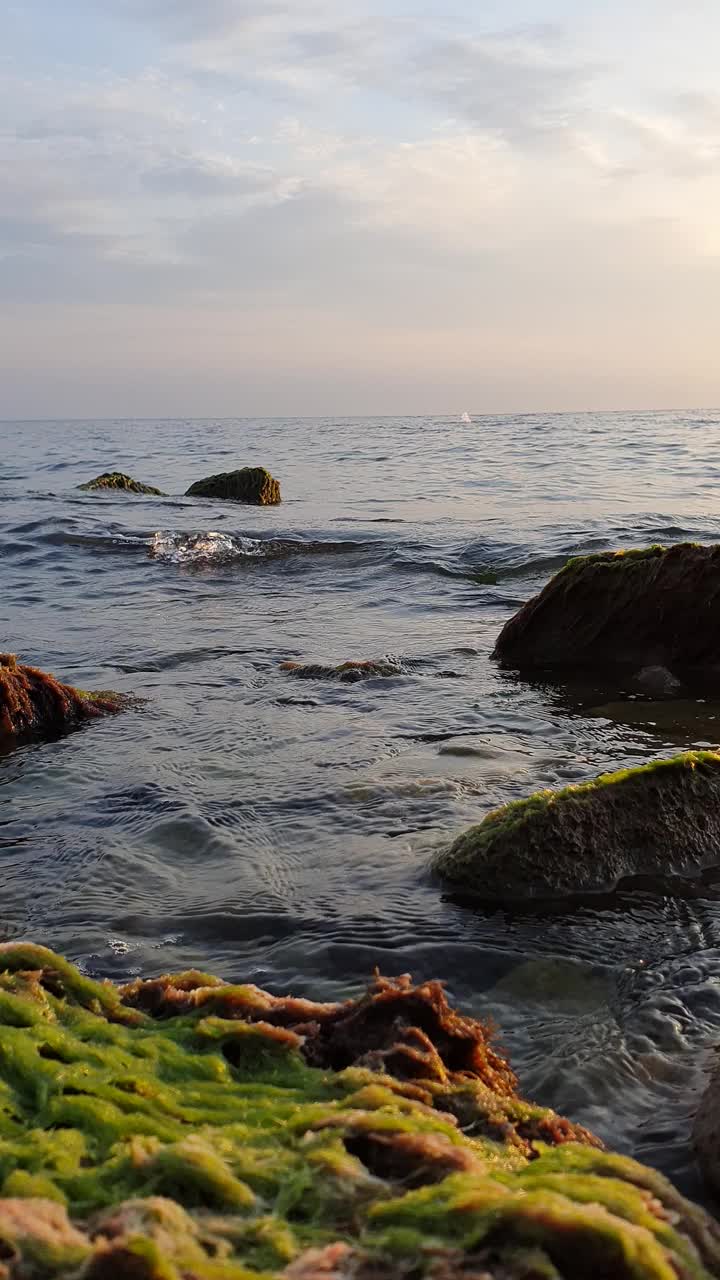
[186,466,281,504]
[433,750,720,900]
[0,943,719,1279]
[0,653,126,744]
[78,472,164,495]
[494,542,720,678]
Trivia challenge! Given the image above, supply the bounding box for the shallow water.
[3,411,720,1202]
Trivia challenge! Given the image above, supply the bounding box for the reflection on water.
[2,411,720,1203]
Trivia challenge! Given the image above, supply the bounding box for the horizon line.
[2,405,719,425]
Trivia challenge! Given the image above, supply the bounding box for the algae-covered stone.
[434,751,720,900]
[78,472,165,495]
[0,944,719,1278]
[0,653,127,745]
[186,467,281,504]
[494,542,720,677]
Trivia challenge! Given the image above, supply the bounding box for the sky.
[2,0,720,418]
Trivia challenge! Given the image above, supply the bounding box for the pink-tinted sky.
[2,0,720,417]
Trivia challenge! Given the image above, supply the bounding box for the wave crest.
[150,531,264,564]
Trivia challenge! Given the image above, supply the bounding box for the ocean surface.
[3,410,720,1202]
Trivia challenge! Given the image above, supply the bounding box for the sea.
[3,409,720,1202]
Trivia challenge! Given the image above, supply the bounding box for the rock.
[280,659,404,682]
[631,665,683,697]
[694,1056,720,1200]
[0,653,127,744]
[433,750,720,900]
[494,542,720,679]
[1,944,718,1278]
[78,472,164,495]
[488,958,613,1013]
[185,467,281,504]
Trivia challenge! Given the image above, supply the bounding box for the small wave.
[151,531,265,564]
[45,530,149,553]
[149,530,370,566]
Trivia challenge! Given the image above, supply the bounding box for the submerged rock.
[433,750,720,900]
[1,944,718,1278]
[186,467,281,504]
[78,472,165,495]
[694,1058,720,1200]
[631,665,684,697]
[494,542,720,678]
[280,659,404,682]
[0,653,127,744]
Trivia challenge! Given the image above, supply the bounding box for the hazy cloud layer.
[2,0,720,415]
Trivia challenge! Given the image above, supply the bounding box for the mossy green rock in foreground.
[494,542,720,676]
[186,468,281,505]
[1,947,719,1278]
[0,653,127,745]
[434,751,720,900]
[78,472,165,495]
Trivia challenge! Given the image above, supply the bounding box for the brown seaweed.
[0,653,126,743]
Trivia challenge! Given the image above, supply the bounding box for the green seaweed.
[559,544,672,575]
[0,947,718,1278]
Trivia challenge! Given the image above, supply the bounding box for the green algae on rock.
[433,751,720,900]
[186,468,281,505]
[0,654,127,745]
[0,946,719,1278]
[77,472,165,495]
[494,541,720,677]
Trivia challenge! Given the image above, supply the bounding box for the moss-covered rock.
[0,945,718,1278]
[433,751,720,900]
[494,542,720,677]
[0,653,127,745]
[186,468,281,505]
[78,473,165,495]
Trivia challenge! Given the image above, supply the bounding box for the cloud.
[3,0,720,414]
[105,0,591,145]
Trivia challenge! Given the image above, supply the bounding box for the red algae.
[119,971,518,1097]
[0,653,126,743]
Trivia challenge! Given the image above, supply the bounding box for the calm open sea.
[3,411,720,1199]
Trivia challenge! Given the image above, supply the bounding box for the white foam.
[150,530,264,564]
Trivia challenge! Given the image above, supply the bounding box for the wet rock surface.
[494,542,720,679]
[77,472,165,495]
[280,659,406,682]
[186,467,281,504]
[2,944,718,1278]
[433,751,720,900]
[0,653,127,744]
[694,1058,720,1203]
